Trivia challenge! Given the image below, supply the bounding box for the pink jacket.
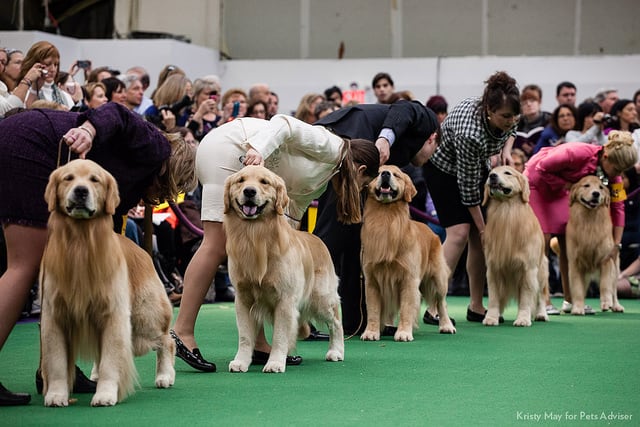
[524,142,625,227]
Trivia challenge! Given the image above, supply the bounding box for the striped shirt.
[430,97,515,206]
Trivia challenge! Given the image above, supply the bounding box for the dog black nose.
[592,191,600,199]
[380,170,391,186]
[243,187,257,198]
[73,186,89,201]
[489,173,498,183]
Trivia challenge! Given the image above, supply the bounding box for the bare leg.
[466,225,486,314]
[435,223,471,313]
[0,224,47,351]
[172,221,225,350]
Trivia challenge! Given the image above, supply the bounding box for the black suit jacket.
[315,100,438,166]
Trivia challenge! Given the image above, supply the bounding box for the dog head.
[44,159,120,219]
[570,175,610,209]
[368,165,417,204]
[483,165,530,204]
[223,165,289,219]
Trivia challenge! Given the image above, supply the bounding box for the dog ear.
[223,174,233,214]
[482,181,490,206]
[274,174,289,215]
[568,182,579,206]
[604,186,611,208]
[103,171,120,215]
[519,173,531,203]
[403,173,417,202]
[44,168,62,212]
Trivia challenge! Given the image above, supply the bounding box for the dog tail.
[118,345,140,401]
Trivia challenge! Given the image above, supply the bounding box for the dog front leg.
[229,300,256,372]
[395,280,420,342]
[601,259,624,312]
[91,313,135,407]
[569,264,587,315]
[514,270,536,327]
[264,302,297,373]
[483,269,502,326]
[361,276,382,341]
[42,312,71,407]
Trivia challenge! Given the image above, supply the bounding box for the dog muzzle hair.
[65,185,97,219]
[579,191,603,209]
[487,173,512,199]
[236,186,267,219]
[374,170,399,203]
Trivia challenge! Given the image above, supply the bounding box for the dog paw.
[325,350,344,362]
[571,308,585,316]
[262,361,286,373]
[44,392,69,407]
[360,330,380,341]
[612,304,625,313]
[513,318,532,327]
[228,360,249,373]
[535,313,549,322]
[439,324,456,334]
[483,317,500,326]
[155,372,175,388]
[91,392,117,407]
[394,330,414,342]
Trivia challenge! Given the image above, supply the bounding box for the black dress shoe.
[251,350,303,366]
[170,330,216,372]
[35,365,97,395]
[423,310,457,326]
[466,307,504,323]
[381,325,397,336]
[0,383,31,406]
[303,329,330,341]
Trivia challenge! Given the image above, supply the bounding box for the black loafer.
[0,383,31,406]
[381,325,397,336]
[170,330,216,372]
[422,311,457,327]
[251,350,302,366]
[35,365,97,395]
[304,329,330,341]
[466,307,504,323]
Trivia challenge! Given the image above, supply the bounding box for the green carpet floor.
[1,297,639,427]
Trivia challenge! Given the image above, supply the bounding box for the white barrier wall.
[1,31,638,114]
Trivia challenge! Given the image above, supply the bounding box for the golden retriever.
[360,165,455,341]
[566,175,622,314]
[223,165,344,373]
[40,159,175,407]
[482,166,549,326]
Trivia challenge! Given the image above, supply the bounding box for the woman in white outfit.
[171,114,380,372]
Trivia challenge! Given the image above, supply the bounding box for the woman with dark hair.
[101,76,127,105]
[171,114,382,371]
[532,103,578,154]
[0,102,197,405]
[424,70,521,322]
[566,101,607,146]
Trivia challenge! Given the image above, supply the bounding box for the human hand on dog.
[243,147,264,166]
[63,122,95,159]
[375,137,390,165]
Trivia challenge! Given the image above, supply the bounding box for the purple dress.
[0,103,171,228]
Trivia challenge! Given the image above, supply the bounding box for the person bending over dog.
[0,102,196,405]
[170,114,381,372]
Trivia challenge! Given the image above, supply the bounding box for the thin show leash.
[39,137,74,379]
